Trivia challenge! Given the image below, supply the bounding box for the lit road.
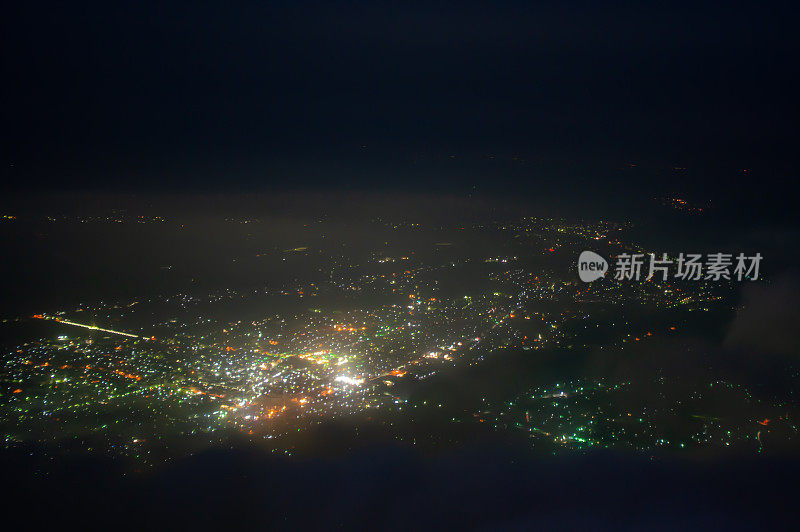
[32,314,140,338]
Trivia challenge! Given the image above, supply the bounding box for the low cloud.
[724,273,800,357]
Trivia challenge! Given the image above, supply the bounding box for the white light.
[335,375,364,386]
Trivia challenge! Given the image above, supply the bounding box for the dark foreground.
[5,444,798,530]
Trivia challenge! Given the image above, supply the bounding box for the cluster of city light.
[0,217,754,466]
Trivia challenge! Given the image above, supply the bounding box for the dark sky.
[3,1,798,198]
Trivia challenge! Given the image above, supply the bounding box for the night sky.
[3,1,799,199]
